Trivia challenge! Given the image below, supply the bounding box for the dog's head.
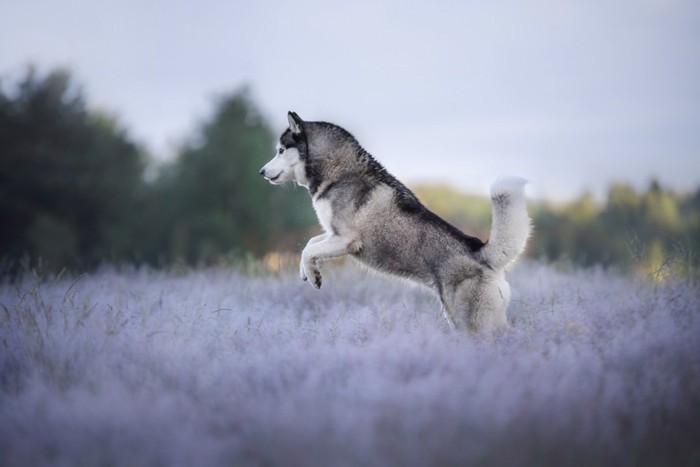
[259,111,309,187]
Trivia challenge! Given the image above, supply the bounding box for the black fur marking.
[354,181,376,210]
[305,166,325,196]
[288,111,303,128]
[279,129,296,148]
[315,181,338,200]
[492,193,510,208]
[316,178,375,211]
[280,129,308,156]
[312,269,322,288]
[329,221,339,236]
[415,207,485,252]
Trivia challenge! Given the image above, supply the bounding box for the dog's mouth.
[266,173,281,183]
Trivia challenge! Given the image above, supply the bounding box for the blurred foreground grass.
[0,261,698,466]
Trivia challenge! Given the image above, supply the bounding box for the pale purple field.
[1,262,698,466]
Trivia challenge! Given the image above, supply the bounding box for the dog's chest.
[312,198,334,233]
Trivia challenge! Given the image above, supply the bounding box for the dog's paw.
[300,261,322,289]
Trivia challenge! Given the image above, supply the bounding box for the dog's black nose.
[258,168,265,176]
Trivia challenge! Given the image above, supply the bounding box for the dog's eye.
[278,147,285,154]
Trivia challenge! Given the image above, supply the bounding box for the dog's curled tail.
[481,176,532,270]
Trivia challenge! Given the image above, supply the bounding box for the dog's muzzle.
[259,168,280,183]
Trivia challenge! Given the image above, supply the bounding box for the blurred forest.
[1,68,698,277]
[0,68,314,273]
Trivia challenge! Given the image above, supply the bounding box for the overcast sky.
[2,0,699,199]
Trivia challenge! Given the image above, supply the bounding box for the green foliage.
[537,182,698,276]
[147,89,315,265]
[530,193,612,267]
[0,67,315,272]
[0,67,146,271]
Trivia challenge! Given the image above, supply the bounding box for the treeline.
[532,182,700,274]
[0,67,315,273]
[415,182,700,277]
[2,68,698,276]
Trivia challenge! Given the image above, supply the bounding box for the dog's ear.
[288,111,303,134]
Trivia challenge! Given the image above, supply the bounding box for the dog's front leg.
[300,235,356,289]
[300,234,330,281]
[306,233,330,247]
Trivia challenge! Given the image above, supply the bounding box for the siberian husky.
[260,112,531,332]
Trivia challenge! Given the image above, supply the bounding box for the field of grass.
[0,261,698,466]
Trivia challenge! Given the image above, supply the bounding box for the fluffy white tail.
[481,177,531,270]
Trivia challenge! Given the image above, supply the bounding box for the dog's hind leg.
[439,272,509,333]
[450,278,510,333]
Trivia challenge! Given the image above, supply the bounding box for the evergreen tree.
[154,89,315,264]
[0,67,146,270]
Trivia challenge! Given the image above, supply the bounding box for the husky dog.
[260,112,531,332]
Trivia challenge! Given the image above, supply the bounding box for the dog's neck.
[305,142,361,196]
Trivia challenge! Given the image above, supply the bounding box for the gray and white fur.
[260,112,531,332]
